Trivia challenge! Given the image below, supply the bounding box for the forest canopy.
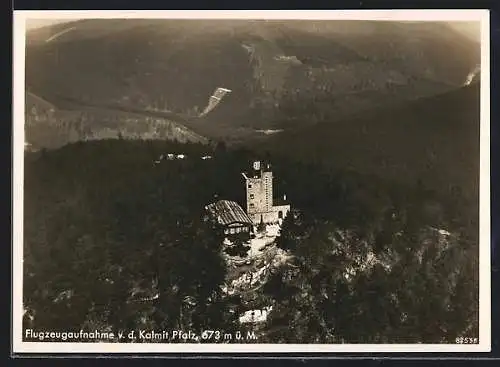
[23,139,478,343]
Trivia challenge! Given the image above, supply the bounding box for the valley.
[25,19,480,147]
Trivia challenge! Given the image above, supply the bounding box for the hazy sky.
[26,19,70,30]
[25,19,481,42]
[446,22,481,41]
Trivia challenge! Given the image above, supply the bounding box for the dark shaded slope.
[282,20,480,85]
[258,82,481,207]
[26,20,255,115]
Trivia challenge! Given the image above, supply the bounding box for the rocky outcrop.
[25,92,207,150]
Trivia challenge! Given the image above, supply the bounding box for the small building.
[205,200,253,235]
[239,306,273,324]
[242,161,291,225]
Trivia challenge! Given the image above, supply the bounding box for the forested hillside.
[23,140,478,343]
[25,92,207,150]
[25,19,480,145]
[258,82,481,222]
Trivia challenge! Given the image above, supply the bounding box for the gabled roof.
[205,200,253,226]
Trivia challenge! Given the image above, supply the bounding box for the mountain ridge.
[25,19,480,145]
[25,91,207,150]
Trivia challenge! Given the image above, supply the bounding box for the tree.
[214,141,227,155]
[257,218,266,234]
[224,232,251,258]
[23,140,235,336]
[23,139,478,345]
[262,211,478,343]
[276,213,298,251]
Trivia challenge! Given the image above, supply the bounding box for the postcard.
[12,9,491,354]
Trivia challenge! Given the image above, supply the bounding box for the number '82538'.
[455,337,478,344]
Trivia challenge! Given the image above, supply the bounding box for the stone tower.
[242,160,290,225]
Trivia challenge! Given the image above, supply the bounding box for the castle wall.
[249,211,276,225]
[272,205,291,220]
[248,204,291,225]
[262,171,273,211]
[246,177,267,214]
[245,167,273,214]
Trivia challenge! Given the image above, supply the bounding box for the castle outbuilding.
[242,161,290,225]
[204,200,253,235]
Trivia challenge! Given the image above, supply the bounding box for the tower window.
[248,184,252,189]
[250,194,254,199]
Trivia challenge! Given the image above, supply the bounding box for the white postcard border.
[12,9,491,354]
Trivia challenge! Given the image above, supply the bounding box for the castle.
[242,161,290,225]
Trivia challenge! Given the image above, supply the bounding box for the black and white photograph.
[12,10,491,353]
